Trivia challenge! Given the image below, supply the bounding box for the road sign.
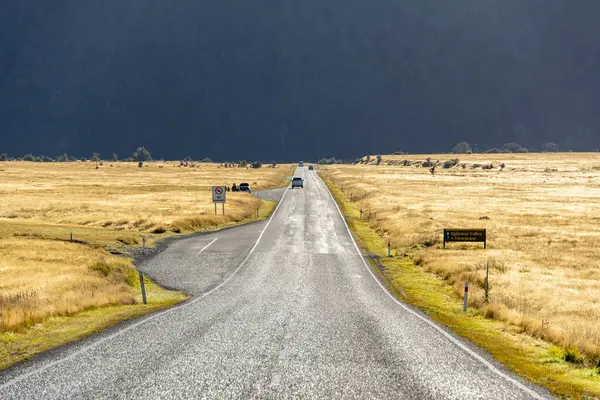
[212,186,226,203]
[443,229,486,249]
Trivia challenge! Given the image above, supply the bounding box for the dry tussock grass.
[0,161,288,232]
[325,153,600,364]
[0,161,290,333]
[0,238,136,331]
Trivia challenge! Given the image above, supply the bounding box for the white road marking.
[0,185,291,391]
[197,238,218,255]
[316,173,547,400]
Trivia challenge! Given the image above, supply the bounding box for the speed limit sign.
[212,186,226,203]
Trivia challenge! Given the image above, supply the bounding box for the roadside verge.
[0,196,280,371]
[319,173,600,399]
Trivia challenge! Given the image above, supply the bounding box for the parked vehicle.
[308,165,314,170]
[299,161,304,167]
[238,183,251,193]
[291,177,304,189]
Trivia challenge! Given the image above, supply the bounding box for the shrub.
[442,159,460,168]
[202,157,212,163]
[113,153,119,161]
[485,148,501,153]
[40,156,54,162]
[318,157,342,165]
[452,141,472,154]
[542,142,559,153]
[250,161,262,168]
[422,158,434,168]
[392,151,407,155]
[90,153,101,162]
[501,142,527,153]
[563,348,584,365]
[22,153,36,162]
[240,160,248,167]
[117,236,140,246]
[131,146,152,162]
[376,155,382,165]
[0,153,7,161]
[56,153,69,162]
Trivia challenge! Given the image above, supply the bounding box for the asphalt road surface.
[0,168,552,399]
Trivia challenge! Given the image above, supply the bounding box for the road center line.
[198,238,218,255]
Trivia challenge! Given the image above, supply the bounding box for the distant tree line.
[318,157,343,165]
[0,146,154,162]
[450,141,571,154]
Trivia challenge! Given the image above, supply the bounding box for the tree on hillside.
[542,142,559,152]
[452,141,472,154]
[501,142,527,153]
[113,152,119,161]
[131,146,152,162]
[91,152,101,162]
[56,153,69,162]
[22,153,36,162]
[202,157,212,163]
[0,154,7,161]
[251,161,262,168]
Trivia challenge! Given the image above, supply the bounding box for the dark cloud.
[1,0,599,160]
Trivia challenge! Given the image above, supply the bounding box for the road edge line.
[316,173,547,400]
[0,184,291,390]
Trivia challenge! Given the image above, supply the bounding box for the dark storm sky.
[1,0,600,160]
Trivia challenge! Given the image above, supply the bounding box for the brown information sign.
[443,229,486,249]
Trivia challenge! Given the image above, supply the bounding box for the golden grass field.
[0,161,291,367]
[323,153,600,367]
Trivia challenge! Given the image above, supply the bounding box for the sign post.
[212,186,226,215]
[443,229,486,249]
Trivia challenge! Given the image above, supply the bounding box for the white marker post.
[212,186,226,216]
[463,282,469,312]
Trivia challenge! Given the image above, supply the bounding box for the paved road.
[0,168,552,399]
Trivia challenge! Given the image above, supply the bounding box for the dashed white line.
[198,238,218,255]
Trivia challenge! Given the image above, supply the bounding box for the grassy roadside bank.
[0,278,186,370]
[320,173,600,399]
[0,198,278,371]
